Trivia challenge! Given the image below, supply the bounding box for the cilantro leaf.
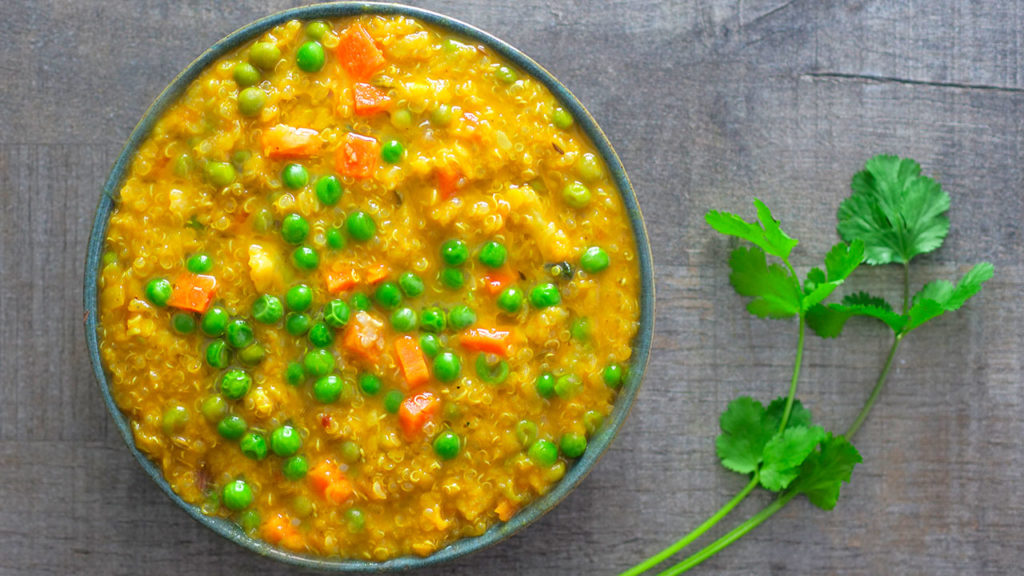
[716,397,774,475]
[759,425,825,492]
[904,262,994,332]
[837,155,950,265]
[728,246,801,318]
[790,434,862,510]
[801,240,866,310]
[807,292,906,338]
[764,397,813,431]
[706,199,798,261]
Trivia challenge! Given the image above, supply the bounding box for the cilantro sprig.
[621,155,991,575]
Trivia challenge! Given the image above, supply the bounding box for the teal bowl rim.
[83,2,655,572]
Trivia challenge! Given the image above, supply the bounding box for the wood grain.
[2,0,1022,574]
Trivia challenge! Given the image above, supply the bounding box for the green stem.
[902,262,910,313]
[777,316,806,433]
[618,475,760,576]
[657,492,799,576]
[844,334,902,438]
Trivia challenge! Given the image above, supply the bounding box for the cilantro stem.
[618,475,760,576]
[902,262,910,312]
[846,333,902,438]
[657,491,800,576]
[776,316,805,432]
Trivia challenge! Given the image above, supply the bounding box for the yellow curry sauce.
[98,15,640,560]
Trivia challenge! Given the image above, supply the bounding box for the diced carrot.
[398,392,440,439]
[365,263,389,284]
[308,461,353,505]
[342,311,385,363]
[167,273,217,313]
[481,270,514,295]
[395,336,430,389]
[336,24,385,80]
[436,164,464,199]
[495,500,517,522]
[261,124,321,159]
[334,132,379,179]
[458,328,512,357]
[324,264,359,294]
[353,83,391,116]
[261,513,304,550]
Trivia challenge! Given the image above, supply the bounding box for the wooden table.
[3,1,1021,574]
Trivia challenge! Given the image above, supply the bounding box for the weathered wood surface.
[2,1,1021,574]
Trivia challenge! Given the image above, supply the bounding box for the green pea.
[448,305,476,330]
[240,432,268,460]
[528,439,559,466]
[292,245,319,270]
[233,62,260,87]
[231,149,252,168]
[238,343,266,366]
[494,65,518,84]
[381,140,404,164]
[313,375,344,403]
[584,410,605,435]
[571,317,590,342]
[205,339,230,369]
[575,152,603,182]
[515,420,538,447]
[530,283,561,308]
[535,373,556,398]
[145,278,172,307]
[225,319,254,349]
[281,213,310,244]
[101,250,117,267]
[358,373,381,395]
[282,163,309,189]
[475,354,509,384]
[200,306,229,336]
[284,361,305,386]
[173,153,193,177]
[551,106,574,129]
[560,432,588,459]
[383,390,403,414]
[206,162,236,187]
[390,307,418,332]
[222,479,253,511]
[326,227,345,250]
[252,294,284,324]
[308,321,334,347]
[252,208,274,233]
[217,415,247,440]
[161,404,189,435]
[303,348,335,377]
[439,267,465,290]
[562,181,592,209]
[282,455,309,480]
[315,175,343,205]
[285,312,312,336]
[339,440,361,463]
[249,41,281,70]
[580,246,610,273]
[497,286,523,314]
[478,241,507,268]
[200,395,228,423]
[350,292,371,311]
[398,272,424,297]
[323,299,350,328]
[374,281,402,309]
[420,307,446,333]
[390,108,413,129]
[285,284,313,311]
[270,425,302,457]
[171,312,196,334]
[220,369,252,400]
[238,86,266,117]
[433,430,461,460]
[296,40,325,72]
[346,211,376,241]
[554,374,580,399]
[186,253,213,274]
[238,509,261,533]
[433,351,461,383]
[346,508,366,533]
[603,364,625,389]
[431,104,456,126]
[440,239,469,266]
[419,334,441,358]
[305,20,330,40]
